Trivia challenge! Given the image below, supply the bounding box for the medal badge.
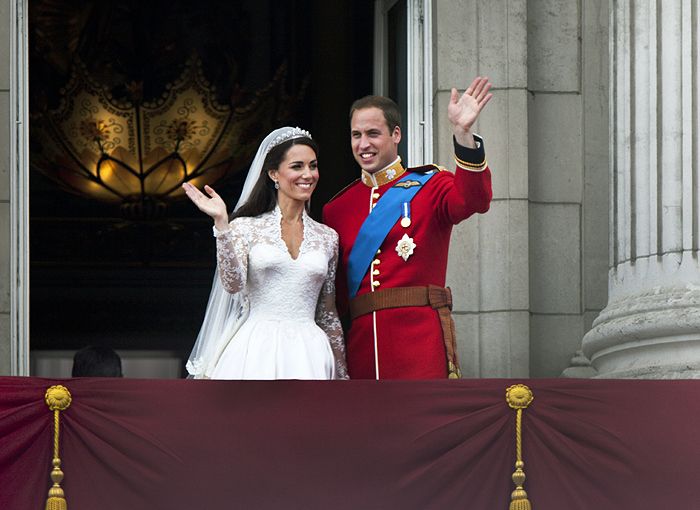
[395,233,416,261]
[400,201,411,228]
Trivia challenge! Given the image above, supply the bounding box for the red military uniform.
[323,137,492,379]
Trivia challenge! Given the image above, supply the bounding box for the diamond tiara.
[267,127,312,153]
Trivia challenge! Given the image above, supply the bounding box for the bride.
[182,127,348,380]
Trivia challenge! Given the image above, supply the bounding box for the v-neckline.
[275,205,306,261]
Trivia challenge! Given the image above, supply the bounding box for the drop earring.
[274,181,279,190]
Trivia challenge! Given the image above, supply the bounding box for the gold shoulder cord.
[505,384,534,510]
[45,385,72,510]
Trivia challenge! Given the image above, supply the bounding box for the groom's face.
[350,107,401,174]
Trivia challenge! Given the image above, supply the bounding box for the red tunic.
[323,139,492,379]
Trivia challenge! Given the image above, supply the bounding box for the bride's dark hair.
[231,137,319,220]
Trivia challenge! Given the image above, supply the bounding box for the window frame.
[10,0,30,375]
[373,0,433,167]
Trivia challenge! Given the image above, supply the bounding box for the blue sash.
[347,171,436,299]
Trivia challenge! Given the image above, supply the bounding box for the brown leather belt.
[349,285,461,378]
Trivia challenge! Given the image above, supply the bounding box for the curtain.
[0,377,696,510]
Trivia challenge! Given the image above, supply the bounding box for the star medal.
[400,201,411,228]
[395,233,416,261]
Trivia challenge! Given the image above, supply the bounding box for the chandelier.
[31,58,297,219]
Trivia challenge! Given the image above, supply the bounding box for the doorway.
[27,0,374,376]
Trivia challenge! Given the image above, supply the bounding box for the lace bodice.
[216,206,348,379]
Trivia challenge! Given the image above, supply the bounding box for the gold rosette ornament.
[505,384,534,510]
[45,385,72,510]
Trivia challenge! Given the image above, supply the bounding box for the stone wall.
[435,0,609,377]
[528,0,609,376]
[435,0,530,377]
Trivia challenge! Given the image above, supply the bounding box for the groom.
[323,77,493,380]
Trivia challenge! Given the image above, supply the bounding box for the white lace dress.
[209,206,347,380]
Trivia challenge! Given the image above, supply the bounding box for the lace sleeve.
[315,232,348,379]
[215,220,250,294]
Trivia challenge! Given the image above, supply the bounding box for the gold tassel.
[505,384,534,510]
[45,385,72,510]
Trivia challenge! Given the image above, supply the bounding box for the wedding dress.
[207,205,347,380]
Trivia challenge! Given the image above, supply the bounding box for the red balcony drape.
[0,376,697,510]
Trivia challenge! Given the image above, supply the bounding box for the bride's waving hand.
[182,183,230,231]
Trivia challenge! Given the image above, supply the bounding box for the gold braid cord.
[505,384,534,510]
[45,385,72,510]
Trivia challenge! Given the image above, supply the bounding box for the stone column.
[581,0,700,378]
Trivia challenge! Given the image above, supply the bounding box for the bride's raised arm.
[213,221,250,295]
[183,182,249,294]
[315,233,349,380]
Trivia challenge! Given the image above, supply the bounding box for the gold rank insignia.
[394,180,422,189]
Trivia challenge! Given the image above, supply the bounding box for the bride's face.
[269,144,319,203]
